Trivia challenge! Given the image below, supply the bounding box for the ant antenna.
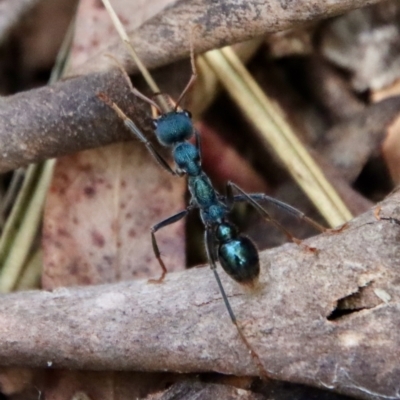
[101,0,170,113]
[174,26,199,110]
[105,54,162,113]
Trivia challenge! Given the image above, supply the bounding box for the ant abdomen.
[216,222,260,285]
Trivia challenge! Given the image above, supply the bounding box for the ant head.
[173,141,201,176]
[153,110,193,146]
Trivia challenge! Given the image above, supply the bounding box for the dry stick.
[0,164,41,289]
[202,48,353,228]
[0,8,76,292]
[15,249,42,290]
[0,160,55,292]
[0,1,386,173]
[0,190,398,400]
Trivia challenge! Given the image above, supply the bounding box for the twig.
[0,190,399,399]
[0,0,386,172]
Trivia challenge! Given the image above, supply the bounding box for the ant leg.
[107,54,173,115]
[97,92,177,176]
[227,181,304,245]
[205,228,269,379]
[233,193,327,233]
[225,180,235,209]
[205,228,236,321]
[149,208,191,284]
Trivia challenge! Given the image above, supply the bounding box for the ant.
[98,0,327,378]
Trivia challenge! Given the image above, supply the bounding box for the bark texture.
[1,190,400,399]
[76,0,384,75]
[0,0,384,172]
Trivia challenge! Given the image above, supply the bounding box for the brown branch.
[75,0,385,76]
[0,69,169,173]
[1,190,400,399]
[0,0,385,173]
[0,57,192,172]
[0,72,123,172]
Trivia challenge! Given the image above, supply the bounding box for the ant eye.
[184,110,192,119]
[152,119,158,128]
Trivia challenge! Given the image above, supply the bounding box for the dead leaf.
[43,142,185,287]
[70,0,174,71]
[320,1,400,91]
[317,96,400,182]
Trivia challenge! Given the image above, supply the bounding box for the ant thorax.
[173,142,201,176]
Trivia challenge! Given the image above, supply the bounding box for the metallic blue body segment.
[216,222,259,284]
[154,111,193,146]
[189,173,218,207]
[200,203,228,225]
[218,235,259,284]
[216,222,237,241]
[173,142,201,176]
[151,109,260,285]
[188,173,229,224]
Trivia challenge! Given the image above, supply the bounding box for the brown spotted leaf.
[43,142,185,286]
